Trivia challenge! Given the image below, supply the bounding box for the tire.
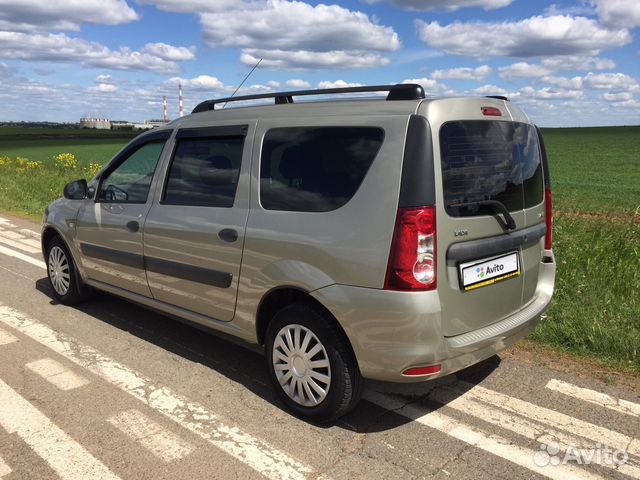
[265,302,362,422]
[46,236,89,305]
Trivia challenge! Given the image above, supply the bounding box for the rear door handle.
[126,221,139,233]
[218,228,238,243]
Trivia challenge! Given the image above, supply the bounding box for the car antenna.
[222,58,263,109]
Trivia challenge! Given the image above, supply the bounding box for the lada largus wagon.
[43,84,556,421]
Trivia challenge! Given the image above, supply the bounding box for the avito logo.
[477,263,504,278]
[486,263,504,274]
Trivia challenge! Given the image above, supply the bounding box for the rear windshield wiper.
[447,200,517,231]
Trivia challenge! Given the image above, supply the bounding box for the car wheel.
[265,302,362,422]
[46,236,88,305]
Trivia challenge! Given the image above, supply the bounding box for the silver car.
[43,84,556,421]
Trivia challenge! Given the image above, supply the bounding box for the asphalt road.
[0,213,638,480]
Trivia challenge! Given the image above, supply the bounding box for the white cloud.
[141,43,196,61]
[541,75,584,89]
[499,62,552,79]
[137,0,240,13]
[88,83,118,93]
[166,75,225,91]
[317,80,365,89]
[401,77,450,94]
[417,15,631,57]
[544,3,597,16]
[201,1,399,52]
[240,49,390,70]
[541,55,616,71]
[603,91,634,101]
[591,0,640,28]
[521,86,584,100]
[610,99,640,108]
[365,0,512,11]
[0,62,12,77]
[583,72,639,91]
[0,32,192,73]
[499,56,616,79]
[143,0,399,70]
[473,84,509,96]
[286,79,311,88]
[95,74,115,84]
[0,0,138,31]
[432,65,491,80]
[139,0,402,70]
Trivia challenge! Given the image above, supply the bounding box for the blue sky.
[0,0,639,126]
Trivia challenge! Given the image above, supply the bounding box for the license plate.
[459,251,520,291]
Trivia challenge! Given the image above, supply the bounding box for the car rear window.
[440,121,543,217]
[260,127,384,212]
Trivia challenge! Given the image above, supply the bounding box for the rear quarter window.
[260,127,384,212]
[440,121,543,217]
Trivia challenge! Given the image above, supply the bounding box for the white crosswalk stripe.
[0,244,46,269]
[0,235,41,254]
[0,378,121,480]
[0,221,638,480]
[19,228,41,240]
[365,391,604,480]
[546,378,640,418]
[439,381,640,457]
[427,383,640,479]
[108,409,194,462]
[0,304,315,480]
[0,327,17,346]
[0,229,25,241]
[0,455,10,478]
[0,218,16,227]
[26,358,90,391]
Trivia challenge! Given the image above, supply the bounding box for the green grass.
[530,215,640,373]
[542,126,640,214]
[0,128,134,218]
[0,125,638,372]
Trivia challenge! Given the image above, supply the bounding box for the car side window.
[98,141,166,203]
[260,127,384,212]
[163,136,244,208]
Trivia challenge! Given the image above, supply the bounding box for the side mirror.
[63,179,88,200]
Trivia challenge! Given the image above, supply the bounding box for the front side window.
[98,141,166,203]
[163,136,244,207]
[440,121,543,218]
[260,127,384,212]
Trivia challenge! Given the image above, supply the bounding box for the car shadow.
[36,278,501,432]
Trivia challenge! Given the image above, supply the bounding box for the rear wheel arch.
[256,287,357,360]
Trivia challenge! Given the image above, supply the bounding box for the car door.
[75,129,172,297]
[142,124,253,321]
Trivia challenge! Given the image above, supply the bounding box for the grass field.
[0,125,638,373]
[0,129,137,217]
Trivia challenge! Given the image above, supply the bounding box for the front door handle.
[126,221,139,233]
[218,228,238,243]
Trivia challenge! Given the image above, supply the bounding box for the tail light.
[544,188,553,250]
[481,106,502,116]
[384,206,436,291]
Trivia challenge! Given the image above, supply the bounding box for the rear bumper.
[311,251,555,383]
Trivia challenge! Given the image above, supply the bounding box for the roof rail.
[192,83,425,114]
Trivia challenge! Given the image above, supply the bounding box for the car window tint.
[440,121,543,218]
[98,141,165,203]
[260,127,384,212]
[163,136,244,207]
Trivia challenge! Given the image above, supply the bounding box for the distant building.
[110,119,169,130]
[79,118,111,129]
